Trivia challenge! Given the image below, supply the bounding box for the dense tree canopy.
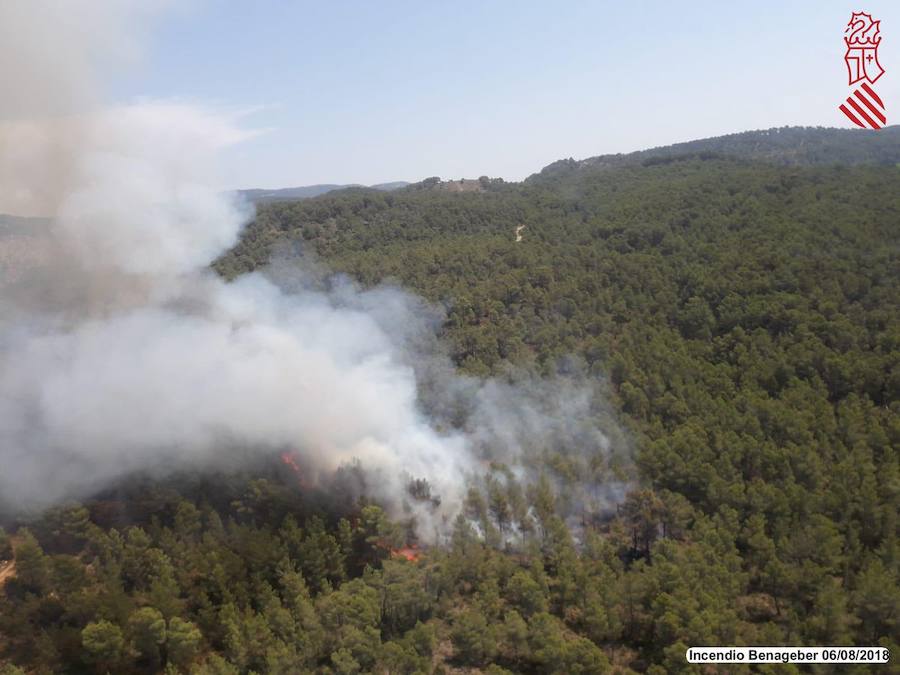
[2,130,899,673]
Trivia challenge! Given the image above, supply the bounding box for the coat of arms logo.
[839,12,887,129]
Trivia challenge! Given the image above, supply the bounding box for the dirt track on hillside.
[0,561,15,586]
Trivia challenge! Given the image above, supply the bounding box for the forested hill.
[2,136,898,674]
[213,149,899,668]
[532,125,900,180]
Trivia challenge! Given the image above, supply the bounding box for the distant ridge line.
[529,125,900,181]
[239,181,410,203]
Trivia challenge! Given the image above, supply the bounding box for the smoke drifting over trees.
[0,1,626,537]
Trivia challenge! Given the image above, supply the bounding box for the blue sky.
[111,1,900,188]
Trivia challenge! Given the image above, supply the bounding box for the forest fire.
[390,544,423,562]
[279,451,312,489]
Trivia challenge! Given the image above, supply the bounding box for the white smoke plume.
[0,101,475,532]
[0,1,628,540]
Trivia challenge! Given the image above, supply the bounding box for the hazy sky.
[108,0,899,188]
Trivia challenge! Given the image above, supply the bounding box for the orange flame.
[280,451,312,489]
[391,545,422,562]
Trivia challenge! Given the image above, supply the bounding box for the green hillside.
[532,125,900,180]
[2,130,898,673]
